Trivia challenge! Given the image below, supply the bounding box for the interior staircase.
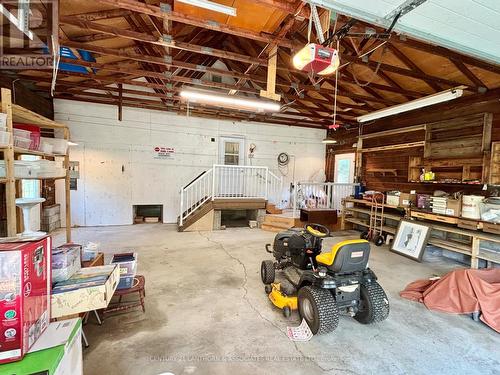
[178,164,283,231]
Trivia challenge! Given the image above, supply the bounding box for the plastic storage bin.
[40,137,68,155]
[52,244,82,283]
[0,113,7,128]
[0,130,11,147]
[0,161,33,178]
[14,136,31,149]
[14,124,41,150]
[117,275,135,290]
[480,198,500,223]
[110,253,137,276]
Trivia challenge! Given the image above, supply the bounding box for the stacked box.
[0,237,51,364]
[110,253,137,290]
[431,196,447,215]
[51,244,82,283]
[41,204,61,233]
[416,194,432,210]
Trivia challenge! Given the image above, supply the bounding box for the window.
[336,159,351,183]
[224,141,240,165]
[334,153,355,183]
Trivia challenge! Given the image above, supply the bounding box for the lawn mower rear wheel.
[298,286,339,334]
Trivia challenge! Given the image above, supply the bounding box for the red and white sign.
[153,146,175,160]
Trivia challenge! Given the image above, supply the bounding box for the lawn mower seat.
[316,239,370,273]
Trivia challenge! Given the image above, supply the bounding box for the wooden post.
[260,45,281,101]
[355,138,363,181]
[118,83,123,121]
[63,128,72,243]
[1,89,17,237]
[471,237,480,269]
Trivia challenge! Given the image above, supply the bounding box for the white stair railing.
[180,168,213,226]
[293,182,359,216]
[179,165,283,226]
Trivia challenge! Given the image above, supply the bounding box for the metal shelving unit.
[0,88,71,242]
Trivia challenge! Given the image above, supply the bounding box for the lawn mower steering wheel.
[304,223,330,238]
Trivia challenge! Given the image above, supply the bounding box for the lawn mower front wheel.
[261,260,275,284]
[298,286,339,334]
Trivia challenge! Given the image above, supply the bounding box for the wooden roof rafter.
[8,0,500,128]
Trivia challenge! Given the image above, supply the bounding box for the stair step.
[266,203,283,215]
[263,215,296,225]
[261,224,286,233]
[261,220,293,230]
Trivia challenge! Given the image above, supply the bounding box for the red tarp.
[400,268,500,333]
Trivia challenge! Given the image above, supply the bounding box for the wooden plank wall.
[326,95,500,195]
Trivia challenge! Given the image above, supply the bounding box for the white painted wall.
[54,99,326,226]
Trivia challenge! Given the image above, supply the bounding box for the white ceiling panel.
[311,0,500,63]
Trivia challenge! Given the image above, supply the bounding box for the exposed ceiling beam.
[450,58,487,90]
[72,8,132,21]
[386,43,442,92]
[96,0,298,49]
[60,16,268,66]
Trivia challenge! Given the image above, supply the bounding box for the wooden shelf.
[366,168,398,176]
[477,250,500,264]
[13,147,67,157]
[0,176,66,183]
[345,197,400,210]
[345,206,402,221]
[428,238,472,255]
[344,217,397,235]
[1,88,72,242]
[408,180,482,185]
[343,195,500,268]
[0,102,67,129]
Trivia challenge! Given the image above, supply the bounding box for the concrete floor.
[53,225,500,375]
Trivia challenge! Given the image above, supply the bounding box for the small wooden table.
[103,275,146,319]
[300,208,338,231]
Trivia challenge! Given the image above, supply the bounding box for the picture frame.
[391,219,431,262]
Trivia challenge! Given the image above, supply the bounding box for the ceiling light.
[180,90,280,112]
[177,0,237,16]
[67,141,78,146]
[356,88,464,123]
[322,138,337,144]
[293,44,340,75]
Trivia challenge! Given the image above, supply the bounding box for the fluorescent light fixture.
[356,88,464,123]
[67,141,79,146]
[322,138,337,144]
[180,90,281,112]
[177,0,237,16]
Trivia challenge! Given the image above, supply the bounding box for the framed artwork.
[391,220,431,262]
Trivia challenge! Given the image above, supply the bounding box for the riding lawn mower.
[261,223,389,334]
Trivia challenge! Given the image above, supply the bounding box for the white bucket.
[462,195,484,219]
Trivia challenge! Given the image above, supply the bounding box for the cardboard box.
[0,318,83,375]
[51,265,119,318]
[446,199,462,217]
[0,237,52,364]
[399,193,416,207]
[386,192,400,206]
[417,194,432,209]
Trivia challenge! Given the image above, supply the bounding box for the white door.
[218,137,245,197]
[334,153,355,183]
